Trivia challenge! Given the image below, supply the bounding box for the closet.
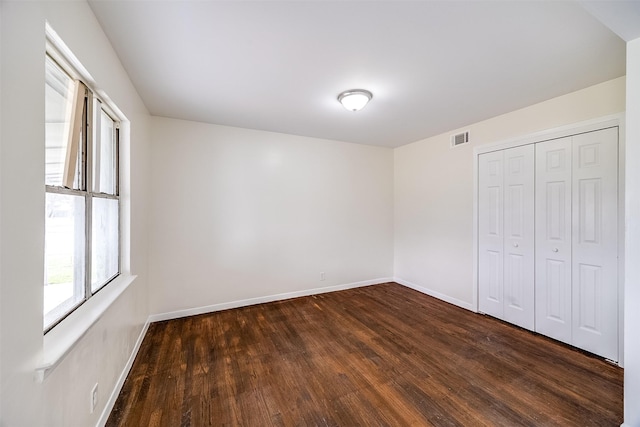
[478,145,535,331]
[478,127,619,361]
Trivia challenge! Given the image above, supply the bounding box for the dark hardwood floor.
[107,282,623,426]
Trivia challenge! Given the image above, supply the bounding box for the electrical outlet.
[90,383,99,413]
[320,272,325,281]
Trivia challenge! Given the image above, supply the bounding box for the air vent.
[451,131,470,147]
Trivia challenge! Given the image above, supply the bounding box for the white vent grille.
[451,131,470,147]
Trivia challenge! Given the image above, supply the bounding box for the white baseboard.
[394,277,474,312]
[97,318,150,427]
[148,278,394,323]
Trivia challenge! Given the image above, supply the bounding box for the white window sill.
[35,274,137,383]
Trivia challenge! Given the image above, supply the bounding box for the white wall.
[394,77,626,307]
[0,2,150,426]
[148,117,393,316]
[0,2,631,425]
[624,37,640,427]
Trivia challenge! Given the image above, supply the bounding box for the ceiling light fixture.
[338,89,372,112]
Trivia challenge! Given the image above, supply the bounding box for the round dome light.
[337,89,372,112]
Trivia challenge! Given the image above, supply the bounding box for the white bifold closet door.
[478,144,535,330]
[535,127,618,360]
[535,137,573,343]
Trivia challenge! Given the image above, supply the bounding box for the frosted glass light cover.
[338,90,372,111]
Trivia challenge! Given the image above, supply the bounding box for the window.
[44,54,120,332]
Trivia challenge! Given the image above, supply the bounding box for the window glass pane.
[44,192,86,329]
[91,197,119,292]
[45,56,81,188]
[93,110,117,194]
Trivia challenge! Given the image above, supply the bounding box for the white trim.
[618,119,626,367]
[474,114,624,156]
[45,23,90,85]
[472,146,479,313]
[394,278,474,312]
[45,22,127,123]
[472,114,625,365]
[96,318,150,427]
[148,278,394,323]
[35,275,137,383]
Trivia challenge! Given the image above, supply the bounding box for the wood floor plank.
[106,283,623,426]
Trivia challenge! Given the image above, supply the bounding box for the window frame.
[90,103,121,294]
[44,50,121,333]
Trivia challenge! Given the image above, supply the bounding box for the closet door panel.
[503,145,535,330]
[535,137,572,344]
[571,127,618,360]
[478,151,504,319]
